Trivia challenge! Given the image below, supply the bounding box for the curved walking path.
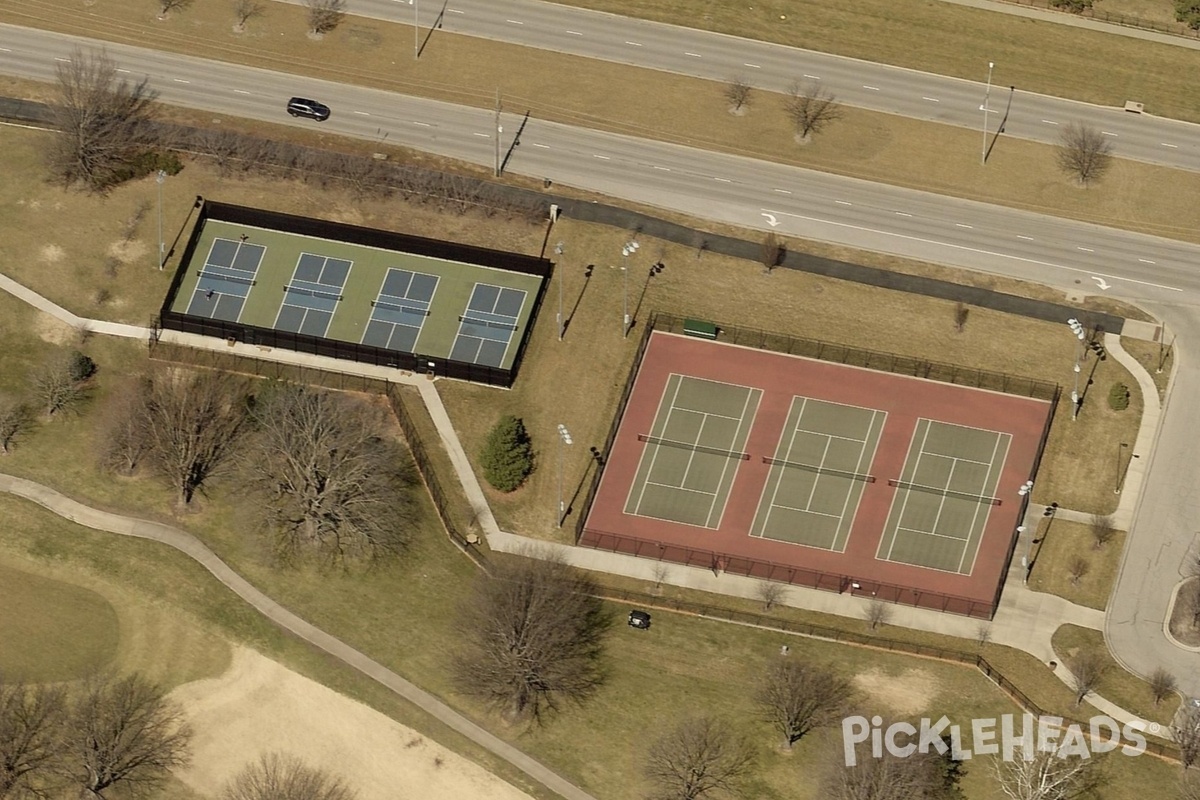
[0,473,597,800]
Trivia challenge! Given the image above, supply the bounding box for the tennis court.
[274,253,352,338]
[876,419,1011,575]
[449,283,527,368]
[624,374,761,529]
[362,268,440,352]
[185,238,266,322]
[750,397,886,551]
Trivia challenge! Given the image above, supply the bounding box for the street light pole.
[1067,318,1086,420]
[1017,480,1034,581]
[554,241,565,341]
[1115,442,1129,494]
[556,424,573,527]
[981,61,994,166]
[156,169,166,270]
[621,240,639,337]
[413,0,419,60]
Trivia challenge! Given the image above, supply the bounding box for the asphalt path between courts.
[1,21,1197,694]
[272,0,1200,173]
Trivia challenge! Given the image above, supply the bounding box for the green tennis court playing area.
[750,398,886,551]
[877,419,1011,574]
[624,375,761,529]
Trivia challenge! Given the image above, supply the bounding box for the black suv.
[286,97,330,121]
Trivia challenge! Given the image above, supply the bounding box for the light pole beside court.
[556,424,573,527]
[1067,318,1086,420]
[621,240,639,338]
[555,241,565,341]
[981,61,994,165]
[156,169,167,270]
[1017,480,1034,581]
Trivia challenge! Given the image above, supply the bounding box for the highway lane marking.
[1017,235,1034,240]
[1041,119,1058,125]
[116,68,130,73]
[803,74,820,80]
[863,85,880,91]
[506,19,523,24]
[714,177,731,183]
[1139,258,1157,264]
[956,223,973,229]
[0,48,11,52]
[835,200,852,205]
[532,143,549,148]
[625,41,643,46]
[354,111,370,116]
[1077,246,1094,252]
[593,154,611,159]
[895,211,912,217]
[653,165,670,170]
[449,8,463,12]
[472,132,490,137]
[744,63,761,69]
[759,208,1183,292]
[1102,131,1118,136]
[685,52,702,58]
[773,188,792,194]
[234,89,251,95]
[566,30,583,35]
[54,57,70,62]
[1162,143,1179,148]
[173,78,190,83]
[412,121,431,126]
[922,97,939,102]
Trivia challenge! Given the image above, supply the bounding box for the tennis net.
[638,434,750,461]
[373,298,430,317]
[887,479,1001,506]
[285,284,342,302]
[762,457,876,483]
[460,315,517,331]
[198,270,255,287]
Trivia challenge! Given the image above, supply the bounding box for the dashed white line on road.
[506,19,522,24]
[54,57,70,62]
[625,41,642,46]
[173,78,190,83]
[744,63,761,69]
[773,188,792,194]
[1041,119,1058,125]
[714,177,731,182]
[1102,131,1118,136]
[895,211,912,217]
[412,121,431,126]
[234,89,251,94]
[449,8,463,12]
[532,143,549,148]
[354,111,370,116]
[1017,235,1034,240]
[1139,258,1157,264]
[922,96,939,102]
[1162,143,1179,148]
[803,74,820,80]
[566,30,583,35]
[654,165,670,170]
[594,154,611,159]
[685,52,702,57]
[0,48,10,52]
[835,200,852,205]
[956,223,973,229]
[473,132,490,138]
[863,85,880,91]
[116,68,130,73]
[1077,246,1094,252]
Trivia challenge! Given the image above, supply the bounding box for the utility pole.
[494,89,502,178]
[413,0,418,60]
[156,170,167,270]
[981,61,994,165]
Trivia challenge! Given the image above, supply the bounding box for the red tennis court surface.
[581,332,1056,618]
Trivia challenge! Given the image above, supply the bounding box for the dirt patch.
[852,667,936,717]
[169,646,534,800]
[39,244,65,264]
[32,311,77,346]
[107,239,149,264]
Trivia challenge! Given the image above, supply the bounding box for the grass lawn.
[0,561,120,681]
[1027,518,1126,611]
[1121,336,1174,401]
[10,2,1200,247]
[1096,0,1183,26]
[438,217,1141,538]
[1052,624,1181,727]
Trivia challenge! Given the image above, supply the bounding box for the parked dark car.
[628,610,651,630]
[286,97,330,121]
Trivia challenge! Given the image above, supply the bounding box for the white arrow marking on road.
[1092,276,1111,290]
[762,213,780,227]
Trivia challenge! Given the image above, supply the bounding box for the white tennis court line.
[362,269,440,349]
[628,375,683,514]
[768,501,840,518]
[957,432,1012,577]
[642,479,717,496]
[833,407,886,550]
[756,397,809,537]
[885,420,931,562]
[895,525,970,542]
[708,387,761,530]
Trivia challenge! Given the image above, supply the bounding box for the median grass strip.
[9,0,1200,247]
[1052,624,1181,727]
[1028,518,1126,611]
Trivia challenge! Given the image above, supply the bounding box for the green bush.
[1107,382,1130,411]
[481,415,534,492]
[110,150,185,184]
[1051,0,1093,11]
[67,350,97,382]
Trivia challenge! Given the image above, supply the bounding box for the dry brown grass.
[1121,336,1174,401]
[1027,517,1126,610]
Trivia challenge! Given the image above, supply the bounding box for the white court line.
[757,397,809,538]
[958,434,1004,574]
[630,375,683,514]
[642,480,717,496]
[834,408,885,549]
[707,389,759,529]
[885,420,930,562]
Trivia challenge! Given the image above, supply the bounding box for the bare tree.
[96,375,152,475]
[1067,555,1090,586]
[954,302,970,333]
[993,746,1104,800]
[232,0,265,30]
[0,397,32,455]
[156,0,193,18]
[1067,649,1107,706]
[724,76,753,113]
[644,716,755,800]
[821,740,963,800]
[305,0,346,35]
[975,622,992,649]
[222,752,355,800]
[1148,667,1177,707]
[0,680,67,799]
[1174,700,1200,770]
[759,232,785,273]
[453,552,610,723]
[1056,122,1113,187]
[865,600,891,631]
[651,561,671,593]
[784,80,841,142]
[47,47,158,190]
[248,385,417,565]
[30,354,89,417]
[756,581,787,612]
[140,368,249,507]
[756,660,853,750]
[1088,514,1117,550]
[1182,771,1200,800]
[60,673,191,798]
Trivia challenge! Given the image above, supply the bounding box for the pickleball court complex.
[582,327,1058,618]
[158,201,551,386]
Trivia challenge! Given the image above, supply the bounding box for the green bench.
[683,318,718,339]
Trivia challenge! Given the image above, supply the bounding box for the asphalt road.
[273,0,1200,172]
[2,22,1197,691]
